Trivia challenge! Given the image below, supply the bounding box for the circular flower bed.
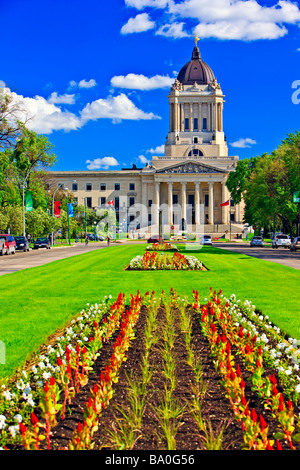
[126,251,206,271]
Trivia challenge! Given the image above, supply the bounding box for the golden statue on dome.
[195,34,199,46]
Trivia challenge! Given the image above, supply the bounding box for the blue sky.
[1,0,300,171]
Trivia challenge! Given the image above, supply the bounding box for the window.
[72,183,78,191]
[86,197,92,208]
[129,183,135,191]
[129,215,135,223]
[115,183,120,191]
[184,118,189,131]
[101,197,106,205]
[148,199,152,207]
[86,183,92,191]
[129,197,135,207]
[115,197,120,210]
[100,183,106,191]
[193,137,198,144]
[73,197,78,206]
[188,149,203,157]
[173,194,178,205]
[148,213,152,224]
[203,118,207,130]
[230,199,234,207]
[204,194,209,207]
[194,118,198,130]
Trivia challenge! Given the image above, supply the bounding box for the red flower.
[30,412,39,426]
[50,376,55,386]
[266,440,273,450]
[57,357,63,366]
[277,440,282,450]
[259,414,268,432]
[287,399,293,410]
[236,363,241,377]
[230,369,236,381]
[19,423,27,435]
[250,408,257,423]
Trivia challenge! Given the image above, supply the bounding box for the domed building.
[49,39,243,238]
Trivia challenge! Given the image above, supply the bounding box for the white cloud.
[47,92,76,105]
[78,79,97,88]
[69,79,97,89]
[195,20,287,41]
[230,138,257,148]
[125,0,167,9]
[86,157,120,170]
[147,144,164,154]
[6,89,81,134]
[125,0,300,41]
[121,13,155,34]
[156,22,190,38]
[138,154,150,164]
[80,93,160,123]
[111,73,174,90]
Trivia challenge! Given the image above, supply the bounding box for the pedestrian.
[85,235,88,246]
[107,234,111,247]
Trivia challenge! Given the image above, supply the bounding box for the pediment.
[156,160,226,175]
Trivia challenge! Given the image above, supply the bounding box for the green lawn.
[0,243,300,380]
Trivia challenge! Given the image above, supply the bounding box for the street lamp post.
[66,190,71,245]
[52,183,63,246]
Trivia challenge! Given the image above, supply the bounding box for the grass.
[0,243,300,380]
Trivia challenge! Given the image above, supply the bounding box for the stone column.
[142,181,148,229]
[181,182,187,229]
[221,182,227,224]
[168,182,173,225]
[195,182,200,225]
[208,182,214,224]
[174,99,178,133]
[190,103,193,132]
[154,182,160,227]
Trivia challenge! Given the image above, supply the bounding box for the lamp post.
[94,221,97,241]
[65,189,71,245]
[52,183,63,246]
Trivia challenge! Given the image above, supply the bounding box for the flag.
[54,201,61,218]
[220,199,230,207]
[108,200,114,206]
[25,191,33,212]
[68,203,74,217]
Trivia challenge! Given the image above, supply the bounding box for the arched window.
[188,149,203,157]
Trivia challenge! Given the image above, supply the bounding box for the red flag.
[54,201,61,218]
[108,200,114,206]
[220,199,230,207]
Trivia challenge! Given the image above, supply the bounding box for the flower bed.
[1,288,300,451]
[126,251,206,270]
[145,242,179,252]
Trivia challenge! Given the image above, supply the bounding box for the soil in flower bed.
[34,303,300,451]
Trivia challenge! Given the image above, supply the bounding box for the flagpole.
[230,199,232,242]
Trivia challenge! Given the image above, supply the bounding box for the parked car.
[200,235,212,245]
[14,236,30,252]
[0,234,16,255]
[290,237,300,252]
[147,236,160,243]
[250,236,264,247]
[33,237,51,249]
[272,234,291,249]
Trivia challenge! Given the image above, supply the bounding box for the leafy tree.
[0,87,27,150]
[0,205,23,234]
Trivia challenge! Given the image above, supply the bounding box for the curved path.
[0,242,114,276]
[213,242,300,270]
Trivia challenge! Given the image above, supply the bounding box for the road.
[0,242,113,276]
[213,242,300,270]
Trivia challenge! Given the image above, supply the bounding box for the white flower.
[2,389,12,401]
[0,415,6,430]
[14,414,23,423]
[8,425,19,438]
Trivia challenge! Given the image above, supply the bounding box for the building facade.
[48,40,243,237]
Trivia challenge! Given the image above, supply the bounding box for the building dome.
[177,45,215,86]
